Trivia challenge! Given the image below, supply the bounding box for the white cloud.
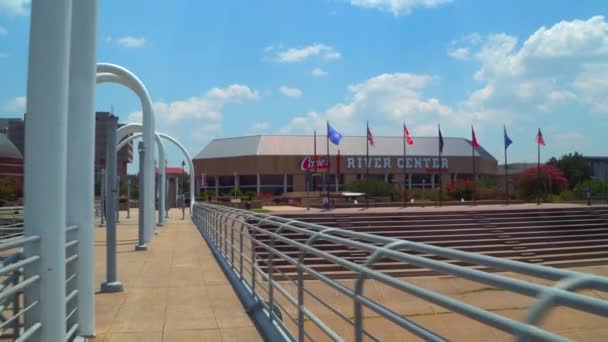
[127,84,259,132]
[349,0,452,16]
[312,67,328,77]
[458,16,608,125]
[447,47,470,60]
[5,95,25,113]
[117,36,145,48]
[0,0,29,16]
[447,33,482,60]
[0,25,7,36]
[267,44,341,63]
[279,86,302,98]
[281,72,451,134]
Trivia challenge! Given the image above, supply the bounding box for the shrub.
[573,179,608,195]
[517,164,568,201]
[244,191,257,200]
[345,179,399,198]
[558,191,574,201]
[0,176,20,202]
[198,190,215,201]
[228,188,242,197]
[119,197,128,203]
[446,180,475,200]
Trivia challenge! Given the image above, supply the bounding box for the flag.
[404,125,413,145]
[327,122,343,145]
[536,128,545,146]
[471,127,480,148]
[504,126,512,149]
[438,125,444,153]
[367,127,375,146]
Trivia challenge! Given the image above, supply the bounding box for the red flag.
[404,125,413,145]
[471,127,480,148]
[367,127,375,146]
[536,128,545,146]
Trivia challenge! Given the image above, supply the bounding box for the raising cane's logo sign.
[299,156,329,172]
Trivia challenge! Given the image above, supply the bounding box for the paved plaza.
[92,208,261,342]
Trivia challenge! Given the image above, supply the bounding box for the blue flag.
[327,122,343,145]
[504,126,513,149]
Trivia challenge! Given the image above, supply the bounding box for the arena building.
[193,135,498,196]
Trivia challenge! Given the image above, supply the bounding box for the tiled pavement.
[91,208,262,342]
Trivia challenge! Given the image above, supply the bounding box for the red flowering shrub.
[446,180,475,200]
[517,164,568,201]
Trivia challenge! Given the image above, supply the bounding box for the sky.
[1,0,608,171]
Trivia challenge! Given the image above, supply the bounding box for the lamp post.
[182,160,186,220]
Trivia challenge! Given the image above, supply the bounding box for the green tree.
[547,152,592,189]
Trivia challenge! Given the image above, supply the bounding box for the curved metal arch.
[119,132,195,213]
[113,121,167,226]
[116,130,167,226]
[157,133,196,212]
[95,65,156,242]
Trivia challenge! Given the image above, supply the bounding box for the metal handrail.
[0,224,80,341]
[192,202,608,341]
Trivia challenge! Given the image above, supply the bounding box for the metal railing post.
[100,116,124,293]
[23,0,71,339]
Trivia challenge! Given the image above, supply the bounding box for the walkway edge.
[192,219,288,342]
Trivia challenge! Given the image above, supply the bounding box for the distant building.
[584,157,608,182]
[1,112,133,177]
[194,135,498,196]
[155,167,189,208]
[0,133,24,202]
[95,112,133,176]
[0,118,25,156]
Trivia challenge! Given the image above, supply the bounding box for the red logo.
[300,156,329,172]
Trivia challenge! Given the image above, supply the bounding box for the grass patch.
[250,208,272,213]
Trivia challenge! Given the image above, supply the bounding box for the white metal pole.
[135,141,148,251]
[126,178,131,218]
[100,168,105,226]
[158,143,166,225]
[100,118,123,292]
[66,0,97,336]
[24,0,71,340]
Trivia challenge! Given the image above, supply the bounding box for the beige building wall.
[194,154,498,195]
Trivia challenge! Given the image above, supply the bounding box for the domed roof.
[0,134,22,159]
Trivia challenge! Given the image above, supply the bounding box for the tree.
[547,152,592,189]
[516,164,568,201]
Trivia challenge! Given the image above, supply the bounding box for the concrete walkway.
[91,208,262,342]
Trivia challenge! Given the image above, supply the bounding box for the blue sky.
[1,0,608,171]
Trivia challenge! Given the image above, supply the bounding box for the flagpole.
[505,126,509,205]
[472,126,477,206]
[326,121,330,204]
[438,124,443,207]
[337,149,341,193]
[313,130,317,191]
[366,120,369,208]
[537,128,540,206]
[402,123,407,208]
